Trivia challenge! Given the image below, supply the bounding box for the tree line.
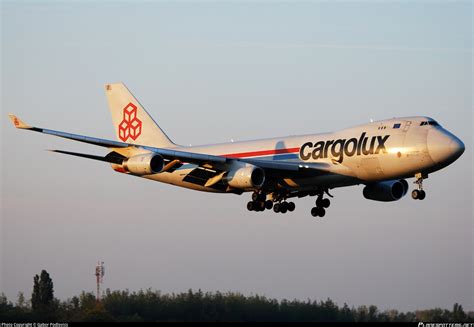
[0,270,471,322]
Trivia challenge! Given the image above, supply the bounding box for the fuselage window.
[393,123,401,129]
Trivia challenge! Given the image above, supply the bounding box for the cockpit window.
[420,121,439,127]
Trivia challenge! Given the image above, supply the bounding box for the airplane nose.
[427,129,465,165]
[449,136,465,160]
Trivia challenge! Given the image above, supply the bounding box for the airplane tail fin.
[105,83,175,148]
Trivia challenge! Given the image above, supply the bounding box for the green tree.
[339,303,354,322]
[368,305,378,321]
[31,270,54,311]
[356,305,368,322]
[71,296,80,310]
[0,293,7,305]
[452,303,466,321]
[16,292,27,309]
[79,291,97,311]
[32,275,40,310]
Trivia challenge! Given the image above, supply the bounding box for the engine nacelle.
[121,153,164,175]
[223,165,265,189]
[363,179,408,202]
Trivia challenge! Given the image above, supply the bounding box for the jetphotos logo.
[299,132,390,163]
[118,103,142,142]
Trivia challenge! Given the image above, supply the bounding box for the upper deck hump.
[174,116,437,157]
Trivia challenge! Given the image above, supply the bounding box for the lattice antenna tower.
[95,261,105,302]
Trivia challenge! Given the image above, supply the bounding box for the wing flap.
[243,158,332,177]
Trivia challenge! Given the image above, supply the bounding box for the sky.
[1,1,472,312]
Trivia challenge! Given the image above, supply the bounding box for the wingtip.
[8,114,31,129]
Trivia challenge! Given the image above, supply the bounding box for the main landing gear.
[247,188,333,217]
[247,191,295,214]
[411,173,426,200]
[310,191,331,218]
[273,201,295,214]
[247,192,274,212]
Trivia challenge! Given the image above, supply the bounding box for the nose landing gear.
[411,173,426,200]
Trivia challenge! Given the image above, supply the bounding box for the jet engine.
[121,153,164,175]
[223,165,265,189]
[363,179,408,202]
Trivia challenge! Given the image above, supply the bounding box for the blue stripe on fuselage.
[176,153,300,171]
[257,153,299,161]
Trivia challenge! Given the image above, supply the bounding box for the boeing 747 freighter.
[9,83,465,217]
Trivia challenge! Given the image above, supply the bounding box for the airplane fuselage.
[140,116,464,194]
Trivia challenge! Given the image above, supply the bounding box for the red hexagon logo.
[118,103,142,142]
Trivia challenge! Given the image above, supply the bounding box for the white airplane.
[8,83,465,217]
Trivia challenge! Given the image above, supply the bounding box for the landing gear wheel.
[247,201,255,211]
[252,192,265,202]
[411,189,420,200]
[316,197,323,207]
[273,203,281,213]
[412,173,427,201]
[280,202,288,214]
[311,206,326,217]
[287,202,295,212]
[314,191,331,217]
[418,190,426,200]
[316,197,330,208]
[321,198,330,208]
[265,200,273,210]
[317,207,326,217]
[411,189,426,200]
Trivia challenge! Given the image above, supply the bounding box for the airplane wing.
[8,114,228,167]
[8,114,332,179]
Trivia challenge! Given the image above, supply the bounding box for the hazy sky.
[1,1,472,312]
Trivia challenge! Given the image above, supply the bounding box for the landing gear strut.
[411,173,426,200]
[311,190,332,218]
